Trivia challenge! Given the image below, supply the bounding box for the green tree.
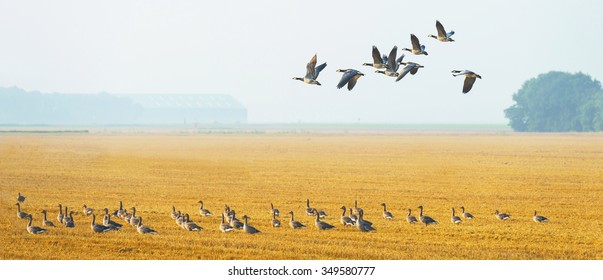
[505,71,603,132]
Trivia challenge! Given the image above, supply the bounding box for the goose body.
[136,217,158,234]
[26,215,48,234]
[336,69,364,91]
[460,206,474,219]
[495,210,511,220]
[418,206,438,226]
[171,206,179,220]
[16,203,28,219]
[82,204,94,216]
[270,203,280,217]
[292,54,327,86]
[381,203,394,220]
[220,213,234,233]
[229,211,244,229]
[340,206,355,226]
[243,215,261,234]
[305,199,314,216]
[41,210,55,227]
[362,45,389,69]
[183,214,203,231]
[429,20,455,42]
[533,210,549,223]
[348,207,358,223]
[198,200,213,217]
[406,208,418,224]
[375,46,405,77]
[451,208,462,224]
[313,209,335,230]
[117,201,126,219]
[402,34,428,55]
[395,62,424,82]
[129,207,141,227]
[91,214,114,233]
[356,209,376,232]
[272,212,281,227]
[452,70,482,93]
[103,208,122,229]
[17,192,26,203]
[64,211,75,228]
[57,204,64,224]
[288,211,307,229]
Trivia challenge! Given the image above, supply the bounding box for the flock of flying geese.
[14,192,550,235]
[292,20,482,94]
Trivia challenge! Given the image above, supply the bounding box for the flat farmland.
[1,132,602,259]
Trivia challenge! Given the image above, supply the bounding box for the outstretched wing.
[347,74,361,91]
[387,46,398,71]
[305,54,318,80]
[410,66,419,75]
[314,62,327,79]
[371,46,382,64]
[436,20,446,37]
[463,76,477,93]
[396,64,414,82]
[336,70,353,89]
[410,34,421,50]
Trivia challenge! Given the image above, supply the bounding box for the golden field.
[1,132,602,260]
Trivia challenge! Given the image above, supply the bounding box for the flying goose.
[229,210,244,230]
[362,45,389,69]
[375,46,405,77]
[418,205,438,226]
[380,203,394,220]
[460,206,474,219]
[451,208,462,224]
[395,62,424,82]
[272,211,281,227]
[402,34,428,55]
[495,210,511,220]
[91,214,114,233]
[171,206,179,220]
[26,215,48,234]
[336,69,364,91]
[82,205,94,216]
[429,20,455,42]
[220,213,234,233]
[288,211,306,229]
[406,208,418,224]
[242,215,261,234]
[183,214,203,231]
[198,200,213,217]
[356,209,376,232]
[292,54,327,86]
[313,209,335,230]
[15,203,28,219]
[452,70,482,93]
[65,211,75,228]
[103,208,122,229]
[339,206,355,227]
[57,204,64,224]
[41,210,55,227]
[17,192,26,203]
[270,203,280,217]
[533,210,549,223]
[129,207,141,227]
[136,217,158,234]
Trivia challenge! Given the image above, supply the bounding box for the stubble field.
[1,132,602,259]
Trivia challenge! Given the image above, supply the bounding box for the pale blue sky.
[1,1,602,123]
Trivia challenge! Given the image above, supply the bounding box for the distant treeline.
[505,71,603,132]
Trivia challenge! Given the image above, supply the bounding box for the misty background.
[1,1,602,124]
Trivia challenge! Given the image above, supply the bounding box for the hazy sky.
[1,1,602,123]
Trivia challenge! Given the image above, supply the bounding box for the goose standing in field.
[17,192,26,203]
[460,206,474,219]
[198,200,213,217]
[224,205,233,222]
[103,208,122,229]
[292,54,327,86]
[406,208,418,224]
[352,200,363,216]
[362,45,389,69]
[339,206,355,227]
[136,217,158,234]
[305,199,314,216]
[313,209,335,230]
[26,215,48,234]
[41,210,55,227]
[402,34,428,55]
[129,207,141,227]
[122,209,133,223]
[418,206,438,226]
[380,203,394,220]
[91,214,114,233]
[270,203,280,217]
[242,215,261,234]
[375,46,405,78]
[271,212,281,227]
[15,203,28,219]
[495,210,511,221]
[452,70,482,93]
[183,214,203,231]
[171,206,179,220]
[533,210,550,223]
[220,213,234,233]
[82,205,94,216]
[175,211,184,226]
[356,209,376,232]
[57,204,64,224]
[428,20,455,42]
[229,210,244,230]
[62,206,70,224]
[336,69,364,91]
[451,208,462,224]
[117,201,126,218]
[288,211,307,229]
[65,211,75,228]
[395,62,424,82]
